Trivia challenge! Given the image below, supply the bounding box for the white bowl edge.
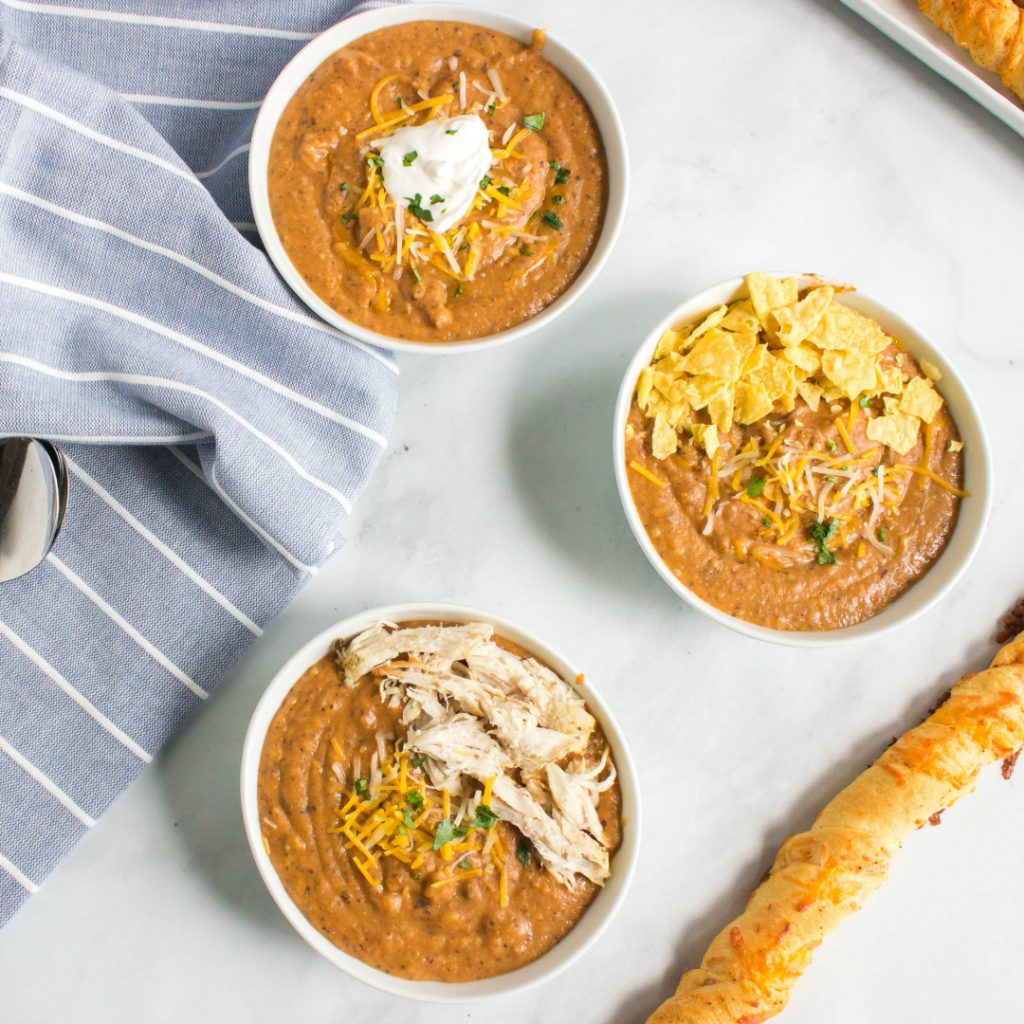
[612,274,993,648]
[248,3,629,356]
[240,602,642,1002]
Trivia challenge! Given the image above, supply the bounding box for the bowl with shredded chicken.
[241,603,641,1001]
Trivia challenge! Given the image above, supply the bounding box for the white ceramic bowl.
[240,602,641,1002]
[248,4,628,355]
[613,275,993,648]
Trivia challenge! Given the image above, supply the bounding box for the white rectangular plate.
[840,0,1024,137]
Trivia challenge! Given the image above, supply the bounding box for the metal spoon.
[0,437,69,584]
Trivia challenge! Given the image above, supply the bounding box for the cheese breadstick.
[648,633,1024,1024]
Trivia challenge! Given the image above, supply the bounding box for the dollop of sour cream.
[373,115,493,234]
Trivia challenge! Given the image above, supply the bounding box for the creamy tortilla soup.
[625,274,967,631]
[267,22,608,343]
[257,622,620,981]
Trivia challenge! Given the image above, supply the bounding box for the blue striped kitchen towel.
[0,0,401,926]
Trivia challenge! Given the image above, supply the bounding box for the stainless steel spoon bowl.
[0,437,69,583]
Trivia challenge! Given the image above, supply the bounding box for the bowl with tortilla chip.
[614,273,991,646]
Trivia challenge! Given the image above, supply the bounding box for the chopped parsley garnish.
[432,818,469,851]
[338,212,356,223]
[479,175,494,190]
[453,282,463,298]
[519,245,534,257]
[808,519,838,566]
[401,808,415,829]
[458,859,472,869]
[761,515,772,527]
[470,804,498,830]
[523,112,546,132]
[339,182,349,192]
[551,194,564,204]
[410,265,422,283]
[516,840,531,869]
[411,755,426,769]
[541,210,563,230]
[495,184,511,197]
[368,155,384,168]
[445,127,457,135]
[746,475,766,498]
[459,242,470,252]
[486,102,496,115]
[554,166,571,185]
[412,871,422,881]
[402,150,418,167]
[355,777,370,800]
[878,528,888,542]
[858,394,871,409]
[405,194,434,222]
[430,193,445,204]
[396,96,405,108]
[827,440,839,453]
[406,790,424,811]
[826,475,840,484]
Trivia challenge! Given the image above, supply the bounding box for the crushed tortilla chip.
[782,344,821,375]
[682,328,757,382]
[920,359,943,382]
[948,439,964,453]
[691,423,719,458]
[653,328,689,360]
[796,381,823,412]
[768,286,834,347]
[746,272,799,322]
[899,376,944,424]
[867,411,921,456]
[821,349,878,400]
[651,414,678,460]
[735,381,774,425]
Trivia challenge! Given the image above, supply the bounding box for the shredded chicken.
[334,621,616,888]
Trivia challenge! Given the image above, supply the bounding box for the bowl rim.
[247,2,629,356]
[612,273,994,648]
[240,602,642,1002]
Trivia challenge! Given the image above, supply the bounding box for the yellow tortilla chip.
[651,371,690,404]
[691,423,719,459]
[782,344,821,375]
[768,286,834,347]
[948,439,964,453]
[821,349,878,400]
[707,383,735,434]
[809,303,890,354]
[746,272,799,324]
[874,362,903,397]
[899,376,944,424]
[796,381,823,412]
[682,328,757,382]
[653,328,690,360]
[735,381,774,425]
[920,359,943,382]
[750,351,798,403]
[646,393,693,432]
[683,374,724,410]
[720,301,761,334]
[743,342,767,376]
[688,305,729,344]
[866,412,921,456]
[883,396,900,415]
[636,366,654,411]
[651,414,678,460]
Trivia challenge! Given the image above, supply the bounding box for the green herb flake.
[554,166,571,185]
[445,128,458,135]
[496,184,511,197]
[479,175,494,190]
[411,755,426,769]
[516,841,530,869]
[338,212,357,223]
[808,519,838,566]
[459,242,470,252]
[412,871,422,881]
[430,193,445,204]
[519,245,534,257]
[878,528,888,542]
[470,804,498,830]
[432,818,469,851]
[410,265,422,283]
[523,112,546,132]
[405,194,434,223]
[486,102,496,115]
[402,150,418,167]
[541,210,563,230]
[746,475,766,498]
[761,515,772,527]
[458,859,472,869]
[397,824,408,836]
[355,777,370,800]
[369,155,384,168]
[339,182,349,193]
[401,808,415,829]
[453,282,463,298]
[859,394,871,409]
[826,475,840,484]
[550,194,564,205]
[406,790,424,811]
[827,440,839,453]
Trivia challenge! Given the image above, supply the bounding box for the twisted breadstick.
[918,0,1024,101]
[648,633,1024,1024]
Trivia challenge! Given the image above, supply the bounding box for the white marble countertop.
[3,0,1023,1020]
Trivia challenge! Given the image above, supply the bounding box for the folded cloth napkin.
[0,0,400,927]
